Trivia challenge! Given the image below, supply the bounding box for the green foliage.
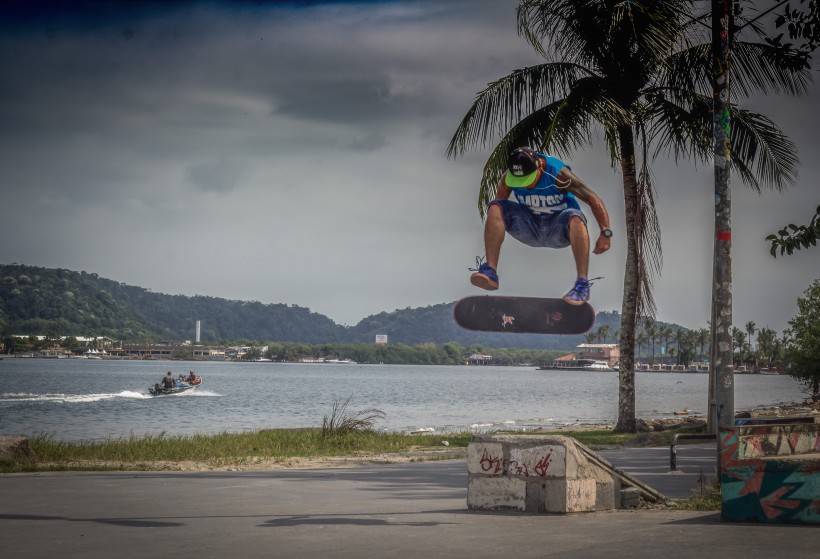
[771,0,820,68]
[784,279,820,397]
[767,205,820,257]
[263,341,566,367]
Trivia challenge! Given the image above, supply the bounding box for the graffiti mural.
[721,425,820,524]
[475,445,557,478]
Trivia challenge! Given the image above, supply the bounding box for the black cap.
[506,147,539,188]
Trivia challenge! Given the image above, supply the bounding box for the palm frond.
[730,41,812,98]
[517,0,694,70]
[646,92,798,193]
[644,93,711,162]
[656,38,811,107]
[446,63,588,158]
[661,43,711,95]
[730,106,799,192]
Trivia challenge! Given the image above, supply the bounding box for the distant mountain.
[0,263,624,349]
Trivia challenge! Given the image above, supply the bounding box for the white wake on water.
[0,391,150,403]
[0,390,219,403]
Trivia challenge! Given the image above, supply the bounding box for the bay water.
[0,358,806,442]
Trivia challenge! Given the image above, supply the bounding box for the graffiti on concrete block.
[721,427,820,524]
[477,446,555,478]
[737,423,820,458]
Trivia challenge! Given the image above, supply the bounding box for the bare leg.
[567,215,589,279]
[471,204,505,290]
[484,204,505,269]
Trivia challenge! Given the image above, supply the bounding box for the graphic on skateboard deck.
[454,295,595,335]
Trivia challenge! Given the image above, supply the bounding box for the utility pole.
[709,0,735,450]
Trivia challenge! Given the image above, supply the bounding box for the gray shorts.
[489,199,586,248]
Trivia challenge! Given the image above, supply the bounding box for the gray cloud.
[186,158,250,194]
[0,0,817,331]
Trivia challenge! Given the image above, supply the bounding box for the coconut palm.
[645,320,659,366]
[674,328,696,366]
[756,326,776,368]
[695,327,710,362]
[745,320,757,352]
[635,327,648,363]
[447,0,809,431]
[658,324,673,363]
[732,327,747,366]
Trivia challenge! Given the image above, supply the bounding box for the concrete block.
[525,481,547,513]
[467,476,526,511]
[595,480,619,510]
[620,487,641,509]
[544,478,596,513]
[565,478,597,512]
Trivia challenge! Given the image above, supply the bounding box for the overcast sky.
[1,0,818,335]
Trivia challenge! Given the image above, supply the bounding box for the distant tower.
[195,320,201,343]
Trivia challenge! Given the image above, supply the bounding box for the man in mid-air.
[470,147,612,304]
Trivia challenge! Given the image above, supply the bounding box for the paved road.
[599,442,719,500]
[2,445,817,559]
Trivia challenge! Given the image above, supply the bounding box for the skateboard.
[454,295,596,335]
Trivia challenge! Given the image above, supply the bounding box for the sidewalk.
[1,447,817,559]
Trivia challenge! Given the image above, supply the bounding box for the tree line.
[584,319,786,371]
[0,263,615,350]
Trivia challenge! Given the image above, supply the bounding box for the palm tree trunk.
[616,126,639,432]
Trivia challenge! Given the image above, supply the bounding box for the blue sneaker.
[563,277,592,305]
[469,256,499,291]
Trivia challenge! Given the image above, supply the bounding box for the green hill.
[0,263,623,349]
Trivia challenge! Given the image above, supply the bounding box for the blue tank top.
[510,154,580,216]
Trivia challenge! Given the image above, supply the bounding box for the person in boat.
[161,371,176,390]
[186,371,198,383]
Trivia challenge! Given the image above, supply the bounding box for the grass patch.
[2,421,702,474]
[322,396,386,436]
[672,471,722,511]
[1,429,472,473]
[547,430,638,448]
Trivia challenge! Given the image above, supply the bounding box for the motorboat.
[583,361,614,371]
[539,359,614,371]
[149,374,202,396]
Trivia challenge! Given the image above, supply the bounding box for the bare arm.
[558,167,611,255]
[495,174,513,201]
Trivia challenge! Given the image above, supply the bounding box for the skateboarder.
[470,147,612,305]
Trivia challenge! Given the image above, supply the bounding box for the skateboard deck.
[454,295,596,335]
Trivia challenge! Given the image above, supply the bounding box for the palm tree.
[732,327,747,366]
[745,320,757,353]
[756,327,776,368]
[674,328,696,366]
[695,327,710,362]
[635,327,648,363]
[658,325,673,363]
[645,321,659,366]
[447,0,808,431]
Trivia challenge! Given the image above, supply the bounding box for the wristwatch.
[601,229,613,238]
